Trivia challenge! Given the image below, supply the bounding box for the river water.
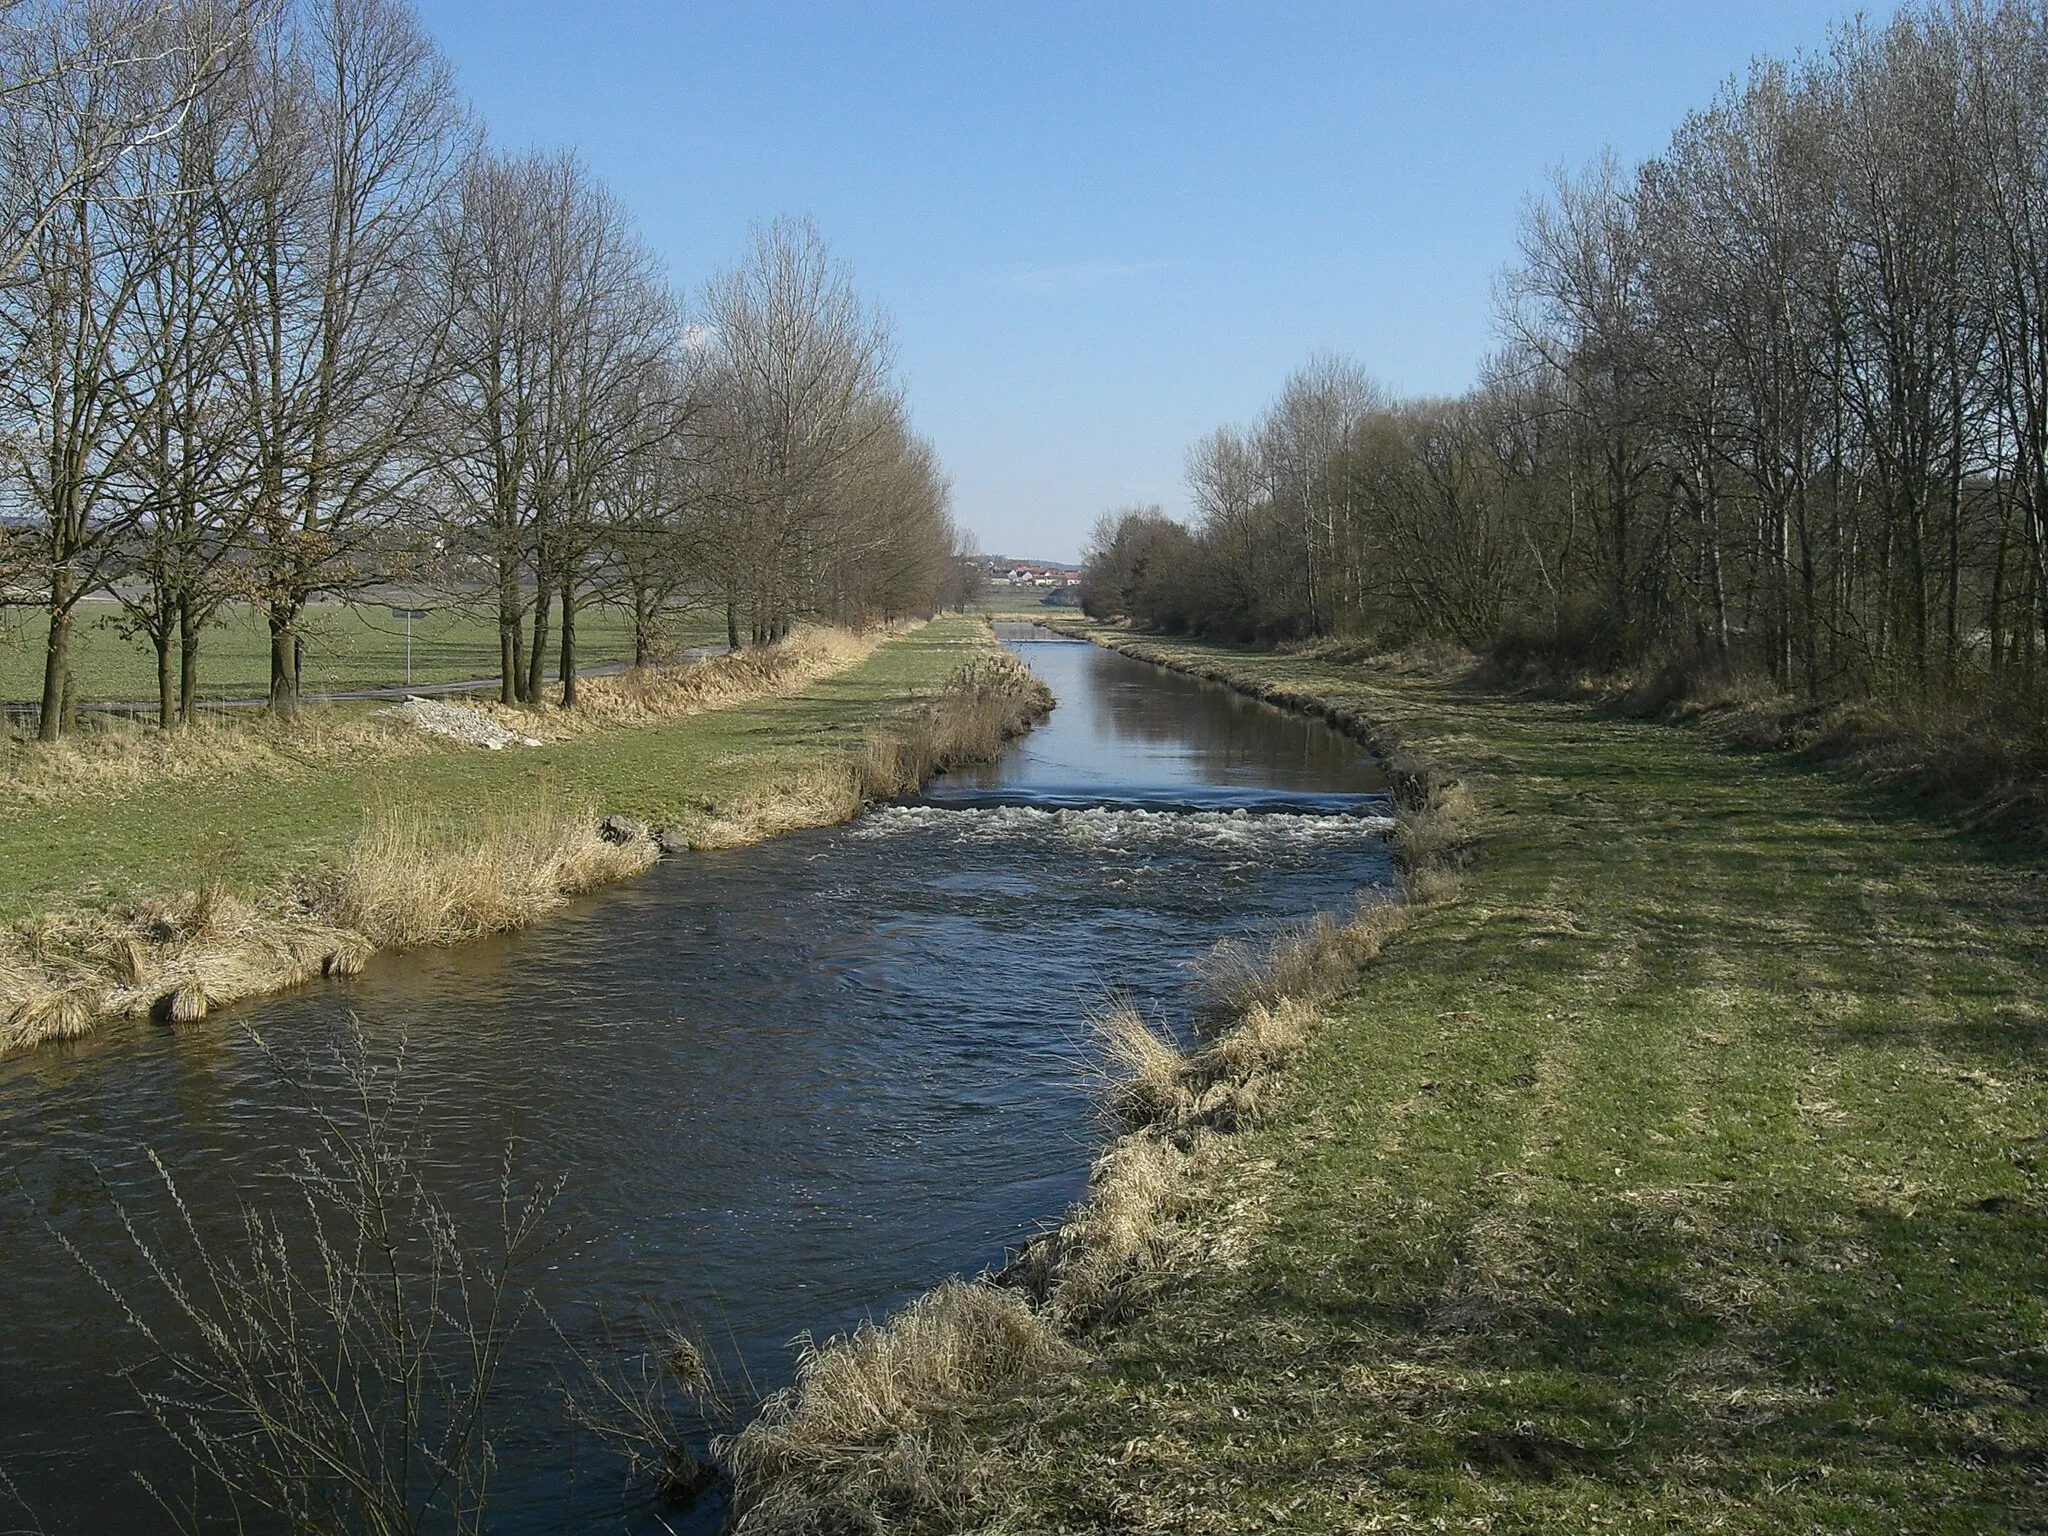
[0,627,1390,1533]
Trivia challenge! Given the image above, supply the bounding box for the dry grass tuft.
[326,796,655,950]
[1406,861,1462,907]
[166,978,209,1023]
[1188,996,1313,1085]
[1089,999,1188,1129]
[323,934,373,978]
[1392,779,1477,869]
[684,769,865,852]
[851,652,1055,800]
[1013,1133,1189,1330]
[724,1278,1074,1536]
[1,979,105,1051]
[1197,896,1414,1024]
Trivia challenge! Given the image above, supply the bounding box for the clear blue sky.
[415,0,1861,562]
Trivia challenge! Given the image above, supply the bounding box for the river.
[0,626,1390,1533]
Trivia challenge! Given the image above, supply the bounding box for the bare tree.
[0,0,177,739]
[696,215,898,645]
[1255,354,1380,634]
[106,0,263,726]
[431,146,552,702]
[226,0,460,716]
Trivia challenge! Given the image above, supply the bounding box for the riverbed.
[0,626,1391,1533]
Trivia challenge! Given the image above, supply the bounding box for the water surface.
[0,629,1391,1532]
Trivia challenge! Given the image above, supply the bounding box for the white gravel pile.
[384,695,542,750]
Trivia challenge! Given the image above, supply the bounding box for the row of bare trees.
[0,0,966,740]
[1087,0,2048,712]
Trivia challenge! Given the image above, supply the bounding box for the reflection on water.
[0,630,1393,1533]
[956,623,1385,805]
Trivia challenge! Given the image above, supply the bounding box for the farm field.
[0,599,726,705]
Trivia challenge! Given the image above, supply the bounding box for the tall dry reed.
[326,796,655,948]
[725,1279,1075,1536]
[850,653,1054,799]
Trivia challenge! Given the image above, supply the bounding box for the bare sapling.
[57,1023,562,1536]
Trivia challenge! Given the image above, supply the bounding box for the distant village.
[977,556,1082,594]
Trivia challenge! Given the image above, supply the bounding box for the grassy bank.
[732,621,2048,1534]
[0,617,1049,1058]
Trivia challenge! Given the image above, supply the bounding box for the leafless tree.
[696,214,901,645]
[225,0,460,717]
[0,0,181,739]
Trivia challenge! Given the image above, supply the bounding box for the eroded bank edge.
[718,623,1478,1536]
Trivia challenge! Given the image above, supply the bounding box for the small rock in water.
[653,827,692,856]
[599,814,651,845]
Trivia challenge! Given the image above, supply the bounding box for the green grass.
[0,599,725,704]
[974,628,2048,1534]
[0,619,991,921]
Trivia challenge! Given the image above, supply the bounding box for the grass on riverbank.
[0,627,882,817]
[976,626,2048,1533]
[730,620,2048,1534]
[0,618,1040,1059]
[722,672,1471,1534]
[1479,641,2048,846]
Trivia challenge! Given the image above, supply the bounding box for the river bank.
[0,618,1049,1060]
[0,623,1380,1535]
[738,621,2048,1533]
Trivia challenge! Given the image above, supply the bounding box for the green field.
[972,627,2048,1533]
[0,619,991,921]
[0,599,725,705]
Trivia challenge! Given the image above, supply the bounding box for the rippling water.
[0,629,1391,1533]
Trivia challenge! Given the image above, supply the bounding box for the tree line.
[0,0,969,740]
[1086,0,2048,716]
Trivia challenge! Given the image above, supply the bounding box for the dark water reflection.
[0,630,1392,1533]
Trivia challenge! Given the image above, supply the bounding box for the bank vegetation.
[1083,0,2048,823]
[0,637,1051,1060]
[719,638,1471,1535]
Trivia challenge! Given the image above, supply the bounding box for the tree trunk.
[558,580,578,708]
[155,629,175,730]
[178,594,200,726]
[726,601,740,651]
[37,590,71,744]
[497,560,521,705]
[525,586,552,706]
[1989,504,2010,682]
[267,603,301,718]
[632,583,653,668]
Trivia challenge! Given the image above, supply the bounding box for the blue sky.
[415,1,1860,561]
